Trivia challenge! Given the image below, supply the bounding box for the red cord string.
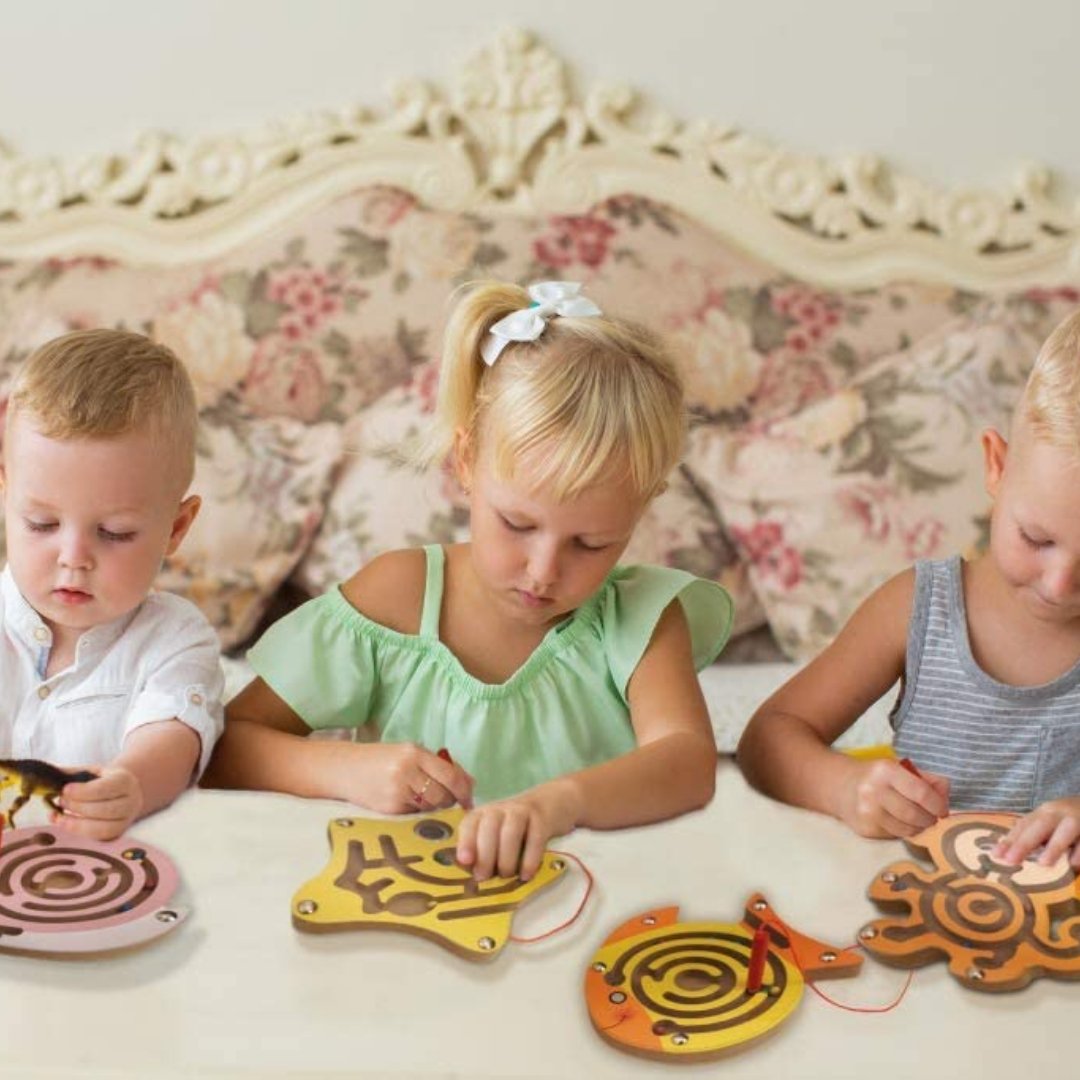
[505,844,910,1012]
[760,910,913,1014]
[510,849,594,944]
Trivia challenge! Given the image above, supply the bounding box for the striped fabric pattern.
[892,557,1080,812]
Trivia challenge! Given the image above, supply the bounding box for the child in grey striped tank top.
[737,308,1080,871]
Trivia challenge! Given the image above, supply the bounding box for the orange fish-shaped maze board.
[292,809,567,960]
[860,813,1080,991]
[585,894,862,1061]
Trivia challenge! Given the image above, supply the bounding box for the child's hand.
[993,798,1080,868]
[455,781,580,882]
[56,766,143,841]
[332,742,474,815]
[839,758,950,838]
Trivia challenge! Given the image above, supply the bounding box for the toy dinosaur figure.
[0,759,96,826]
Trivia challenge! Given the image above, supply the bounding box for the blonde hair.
[7,329,198,492]
[1019,308,1080,452]
[428,282,685,501]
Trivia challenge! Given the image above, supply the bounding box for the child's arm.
[994,798,1080,868]
[58,721,201,840]
[204,551,474,809]
[456,599,718,880]
[736,569,949,838]
[203,677,474,811]
[56,610,224,840]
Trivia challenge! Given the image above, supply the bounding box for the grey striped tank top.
[891,556,1080,812]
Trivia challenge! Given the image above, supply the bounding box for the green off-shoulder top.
[248,545,733,802]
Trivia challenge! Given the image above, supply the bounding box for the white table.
[0,762,1066,1079]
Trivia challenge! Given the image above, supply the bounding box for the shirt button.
[33,627,49,643]
[189,692,203,706]
[37,685,51,700]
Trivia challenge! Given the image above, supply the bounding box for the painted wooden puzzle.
[585,893,862,1061]
[0,826,187,956]
[292,809,567,959]
[860,813,1080,991]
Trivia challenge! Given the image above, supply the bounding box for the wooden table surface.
[0,761,1067,1079]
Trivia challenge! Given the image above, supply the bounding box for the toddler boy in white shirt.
[0,328,224,839]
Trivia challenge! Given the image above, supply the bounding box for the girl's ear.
[452,427,474,494]
[981,428,1008,499]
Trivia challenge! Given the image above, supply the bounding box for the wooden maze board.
[860,813,1080,991]
[0,826,187,956]
[292,809,567,960]
[585,893,862,1061]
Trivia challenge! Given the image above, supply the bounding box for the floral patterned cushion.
[3,186,1070,657]
[157,416,342,649]
[251,187,991,636]
[0,271,345,651]
[692,305,1058,660]
[292,361,770,638]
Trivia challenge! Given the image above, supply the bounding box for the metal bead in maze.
[588,917,803,1058]
[0,827,185,954]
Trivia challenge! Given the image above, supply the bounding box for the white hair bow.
[480,281,602,366]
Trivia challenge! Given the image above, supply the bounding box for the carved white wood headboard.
[1,28,1077,290]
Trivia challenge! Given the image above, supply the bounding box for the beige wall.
[3,0,1077,193]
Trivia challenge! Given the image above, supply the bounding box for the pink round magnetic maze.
[0,826,188,955]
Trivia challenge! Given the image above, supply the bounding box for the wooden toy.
[292,809,567,960]
[585,893,862,1061]
[0,826,188,956]
[0,759,96,826]
[860,813,1080,991]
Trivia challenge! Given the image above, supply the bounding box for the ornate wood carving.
[1,28,1076,287]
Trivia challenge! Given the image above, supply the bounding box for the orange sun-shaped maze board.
[585,893,862,1061]
[860,813,1080,991]
[0,826,187,955]
[292,809,567,960]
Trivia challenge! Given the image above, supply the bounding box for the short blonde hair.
[1019,308,1080,452]
[429,282,685,501]
[7,329,198,491]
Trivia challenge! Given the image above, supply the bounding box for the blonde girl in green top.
[205,281,733,881]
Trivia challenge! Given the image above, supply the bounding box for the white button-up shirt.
[0,567,224,777]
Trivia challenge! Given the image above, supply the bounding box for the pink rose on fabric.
[243,341,328,422]
[752,355,833,421]
[731,520,803,591]
[732,521,784,561]
[267,266,342,338]
[770,283,841,352]
[838,483,892,542]
[360,188,416,233]
[1024,286,1080,304]
[533,215,616,269]
[761,544,803,590]
[903,518,945,559]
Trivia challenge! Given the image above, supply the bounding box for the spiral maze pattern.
[861,814,1080,990]
[588,921,803,1058]
[0,828,184,954]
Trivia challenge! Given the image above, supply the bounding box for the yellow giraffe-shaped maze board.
[292,809,567,960]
